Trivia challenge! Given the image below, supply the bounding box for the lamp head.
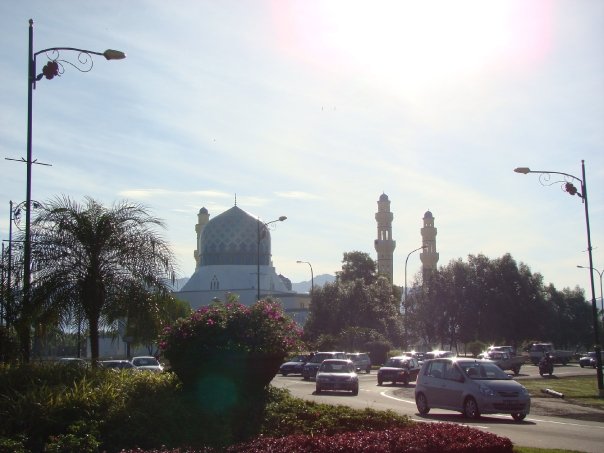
[103,49,126,60]
[514,167,531,174]
[296,260,302,263]
[278,216,287,222]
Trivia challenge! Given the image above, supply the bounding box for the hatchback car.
[315,359,359,395]
[377,356,421,386]
[415,358,530,422]
[131,356,164,372]
[279,354,309,376]
[346,352,372,373]
[579,351,604,368]
[302,352,347,380]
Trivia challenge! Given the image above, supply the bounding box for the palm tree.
[30,196,175,362]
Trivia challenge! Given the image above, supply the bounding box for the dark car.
[579,351,604,368]
[279,354,309,376]
[346,352,372,373]
[302,352,347,380]
[377,356,421,386]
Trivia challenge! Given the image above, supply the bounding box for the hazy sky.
[1,1,603,297]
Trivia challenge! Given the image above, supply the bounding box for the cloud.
[275,191,320,200]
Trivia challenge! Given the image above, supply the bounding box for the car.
[302,352,347,380]
[346,352,372,373]
[131,356,164,372]
[401,351,426,365]
[315,359,359,395]
[279,354,309,376]
[100,360,138,370]
[579,351,604,368]
[57,357,89,368]
[377,356,421,386]
[414,357,530,422]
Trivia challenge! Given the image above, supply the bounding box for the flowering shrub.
[159,300,303,391]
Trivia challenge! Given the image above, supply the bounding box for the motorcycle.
[538,354,554,377]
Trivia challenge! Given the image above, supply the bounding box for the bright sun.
[273,0,552,93]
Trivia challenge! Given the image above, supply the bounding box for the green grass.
[519,375,604,410]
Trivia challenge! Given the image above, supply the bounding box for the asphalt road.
[271,364,604,453]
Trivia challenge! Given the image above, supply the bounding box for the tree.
[30,196,175,362]
[337,251,377,285]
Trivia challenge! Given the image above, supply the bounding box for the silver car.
[415,358,530,422]
[315,359,359,395]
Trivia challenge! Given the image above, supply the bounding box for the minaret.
[374,193,396,281]
[194,207,210,268]
[420,210,439,277]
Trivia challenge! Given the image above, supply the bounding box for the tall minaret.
[420,210,439,277]
[374,193,396,281]
[194,207,210,268]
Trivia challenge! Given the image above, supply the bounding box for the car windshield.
[133,357,159,366]
[290,355,306,362]
[320,362,352,373]
[459,361,510,380]
[384,358,407,368]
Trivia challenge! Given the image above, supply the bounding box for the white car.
[415,357,530,422]
[315,359,359,395]
[131,356,164,372]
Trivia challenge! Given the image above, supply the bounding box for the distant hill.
[291,274,336,293]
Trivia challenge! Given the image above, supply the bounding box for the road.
[272,364,604,453]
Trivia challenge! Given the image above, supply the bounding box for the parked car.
[415,357,530,422]
[57,357,89,368]
[302,352,347,380]
[401,351,426,364]
[346,352,372,373]
[279,354,309,376]
[480,351,525,375]
[579,351,604,368]
[315,359,359,395]
[377,356,421,386]
[131,356,164,372]
[527,342,573,365]
[100,360,137,370]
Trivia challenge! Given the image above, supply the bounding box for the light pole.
[403,245,426,350]
[10,20,125,362]
[514,161,603,395]
[296,260,314,296]
[577,265,603,316]
[257,216,286,301]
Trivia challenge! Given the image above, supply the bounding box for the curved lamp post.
[257,216,286,301]
[514,161,603,394]
[16,19,126,362]
[577,265,603,316]
[296,260,314,296]
[403,245,426,349]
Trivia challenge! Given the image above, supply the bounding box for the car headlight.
[519,386,530,396]
[479,384,496,397]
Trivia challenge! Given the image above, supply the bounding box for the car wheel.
[367,367,371,374]
[281,372,288,376]
[511,413,526,422]
[580,364,585,368]
[416,392,430,415]
[377,378,383,386]
[463,397,480,419]
[512,367,520,375]
[352,385,359,396]
[403,377,409,386]
[315,386,321,394]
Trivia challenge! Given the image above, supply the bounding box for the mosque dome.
[199,207,208,214]
[199,206,271,266]
[379,193,389,201]
[424,210,433,218]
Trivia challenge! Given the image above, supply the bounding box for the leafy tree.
[337,251,377,285]
[30,196,175,362]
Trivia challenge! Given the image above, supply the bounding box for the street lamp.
[577,265,603,316]
[514,161,603,395]
[257,216,286,301]
[296,260,314,296]
[403,245,426,350]
[10,19,126,362]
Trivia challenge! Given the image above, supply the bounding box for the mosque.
[176,204,310,324]
[176,195,439,324]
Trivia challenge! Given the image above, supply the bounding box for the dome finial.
[234,193,237,206]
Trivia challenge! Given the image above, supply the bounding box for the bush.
[227,423,514,452]
[159,299,302,392]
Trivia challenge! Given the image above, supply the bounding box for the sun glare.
[272,0,552,94]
